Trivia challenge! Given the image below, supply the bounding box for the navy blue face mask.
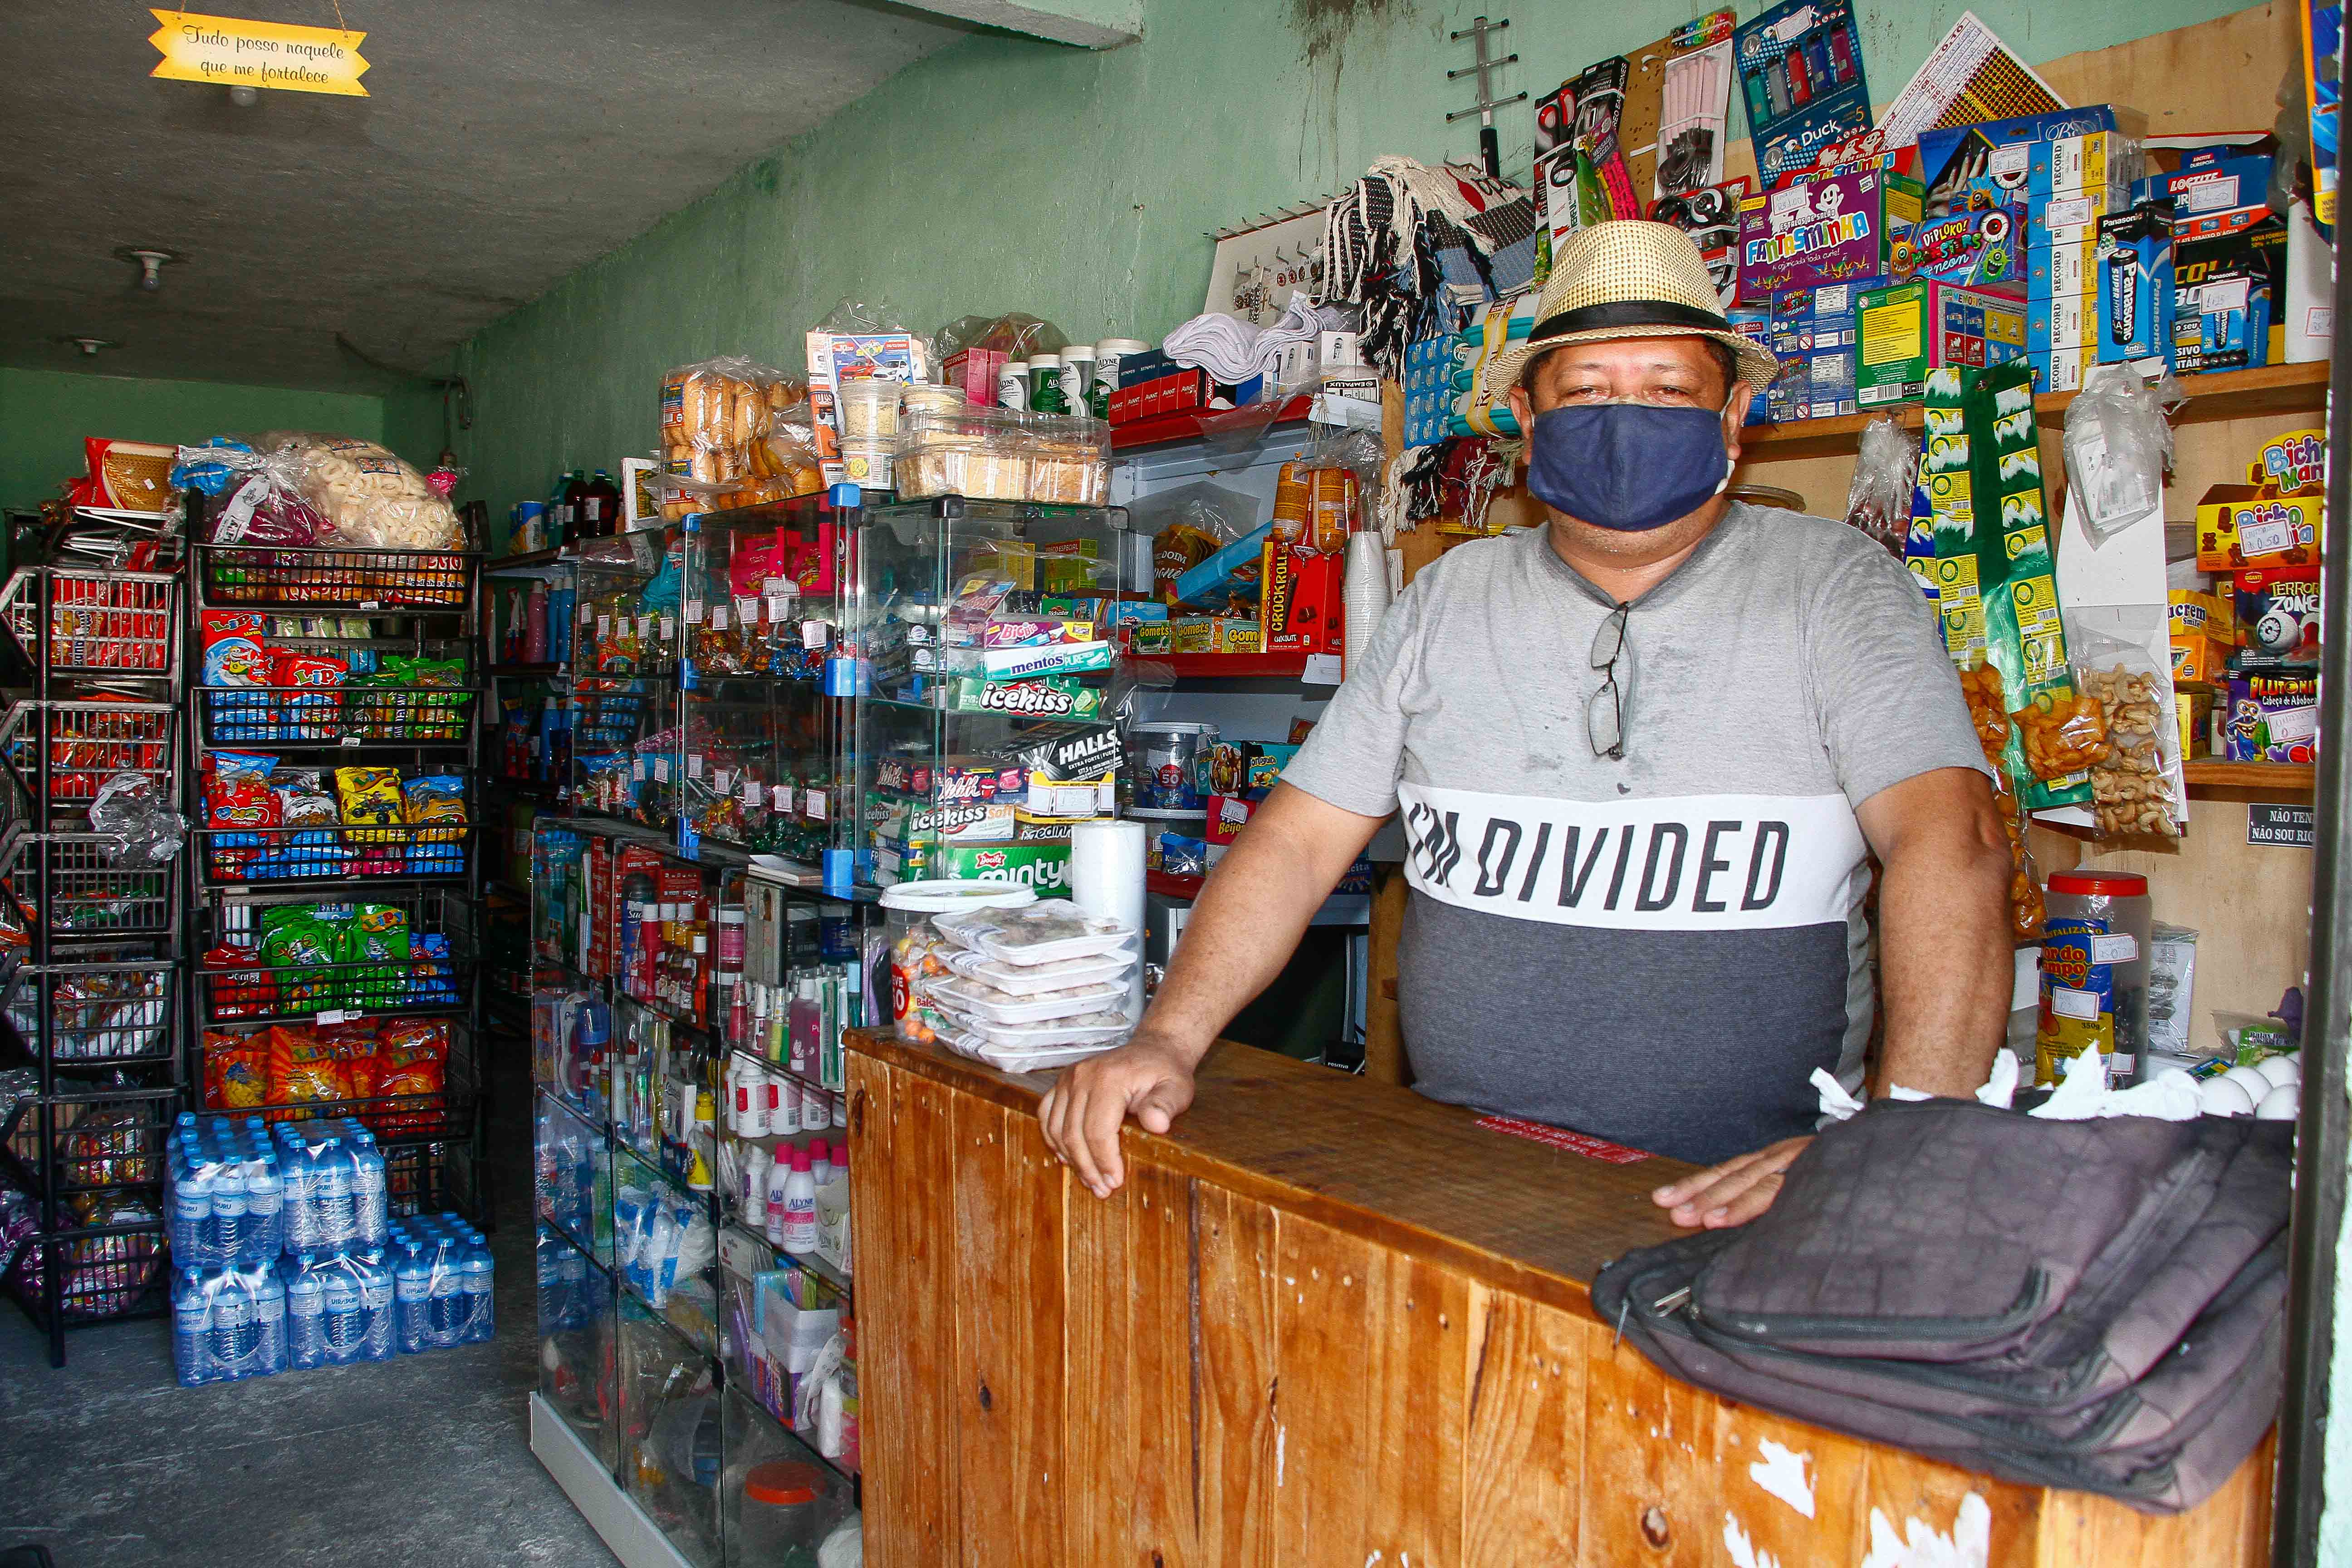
[1524,402,1735,532]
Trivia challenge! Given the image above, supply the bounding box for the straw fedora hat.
[1481,220,1779,402]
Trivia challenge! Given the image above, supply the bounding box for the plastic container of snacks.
[880,878,1035,1044]
[833,379,902,441]
[1127,720,1218,811]
[2036,870,2153,1088]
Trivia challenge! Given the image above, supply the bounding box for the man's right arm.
[1039,782,1385,1196]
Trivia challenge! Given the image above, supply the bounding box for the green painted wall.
[0,368,383,514]
[441,0,2267,534]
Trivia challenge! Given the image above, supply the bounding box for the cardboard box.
[2025,132,2145,199]
[1909,207,2024,289]
[2169,588,2235,686]
[2027,295,2097,353]
[2221,675,2318,763]
[2027,238,2103,297]
[2133,154,2274,241]
[1857,280,2028,406]
[1916,106,2141,216]
[1204,793,1256,848]
[2195,485,2324,570]
[1259,541,1343,654]
[942,346,1009,407]
[2233,564,2322,672]
[1737,166,1921,301]
[2030,186,2133,232]
[2176,688,2215,760]
[2097,201,2175,363]
[1768,277,1886,355]
[2029,348,2091,394]
[2172,216,2285,373]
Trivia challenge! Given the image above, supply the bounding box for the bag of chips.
[345,904,411,1011]
[259,907,343,1011]
[265,1025,347,1110]
[201,942,274,1018]
[202,752,280,880]
[203,1029,270,1109]
[403,774,467,876]
[335,766,408,874]
[271,649,347,743]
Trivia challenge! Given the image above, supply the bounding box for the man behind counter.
[1042,221,2014,1227]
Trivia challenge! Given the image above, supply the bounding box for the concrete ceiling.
[0,0,979,393]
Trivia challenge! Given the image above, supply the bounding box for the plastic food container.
[839,441,894,490]
[930,975,1131,1025]
[1127,721,1217,811]
[880,878,1035,1043]
[833,379,902,441]
[728,1459,839,1563]
[893,405,1111,506]
[2035,869,2154,1088]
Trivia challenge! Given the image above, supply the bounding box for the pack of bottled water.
[167,1112,492,1386]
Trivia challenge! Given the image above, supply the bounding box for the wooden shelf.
[2183,760,2314,798]
[1740,362,2330,464]
[1146,652,1310,681]
[1109,395,1315,451]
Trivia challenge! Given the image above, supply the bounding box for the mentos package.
[1737,165,1921,301]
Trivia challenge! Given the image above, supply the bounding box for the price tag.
[805,790,828,822]
[763,576,793,597]
[685,600,705,625]
[772,784,794,812]
[1302,652,1344,685]
[712,767,732,792]
[597,614,611,640]
[358,601,381,612]
[801,621,830,650]
[315,1009,348,1025]
[633,756,647,781]
[340,735,362,748]
[2090,934,2139,965]
[769,594,793,623]
[2239,515,2297,557]
[710,608,730,632]
[693,933,708,955]
[581,602,595,623]
[2052,986,2101,1022]
[660,615,676,641]
[740,778,760,804]
[654,756,671,782]
[688,754,705,779]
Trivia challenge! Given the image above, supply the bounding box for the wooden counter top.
[853,1029,1695,1319]
[844,1028,2275,1568]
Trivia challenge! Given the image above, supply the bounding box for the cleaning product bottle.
[780,1146,819,1254]
[764,1145,793,1245]
[525,581,550,663]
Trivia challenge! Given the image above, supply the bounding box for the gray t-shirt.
[1284,504,1988,1165]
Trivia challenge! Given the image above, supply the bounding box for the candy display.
[198,755,470,882]
[199,900,464,1023]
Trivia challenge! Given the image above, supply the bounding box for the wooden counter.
[844,1030,2275,1566]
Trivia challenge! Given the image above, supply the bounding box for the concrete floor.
[0,1060,617,1568]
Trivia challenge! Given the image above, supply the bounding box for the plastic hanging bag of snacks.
[245,431,466,550]
[2062,363,2176,547]
[2067,606,2187,840]
[1842,416,1917,556]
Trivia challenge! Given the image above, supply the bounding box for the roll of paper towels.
[1069,819,1148,1020]
[1343,529,1393,680]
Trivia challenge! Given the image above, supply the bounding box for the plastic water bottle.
[320,1259,365,1365]
[253,1265,287,1377]
[535,1230,564,1336]
[558,1245,589,1331]
[315,1138,355,1254]
[280,1140,316,1254]
[284,1256,326,1370]
[396,1242,431,1354]
[428,1240,465,1348]
[461,1234,496,1344]
[358,1250,395,1361]
[173,1157,213,1262]
[211,1267,258,1381]
[172,1268,214,1387]
[245,1157,284,1264]
[351,1135,388,1249]
[211,1159,248,1267]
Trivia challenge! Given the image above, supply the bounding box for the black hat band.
[1527,297,1737,346]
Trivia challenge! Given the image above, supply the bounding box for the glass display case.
[528,812,859,1565]
[676,497,857,880]
[843,497,1136,897]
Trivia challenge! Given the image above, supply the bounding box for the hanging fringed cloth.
[1317,157,1537,380]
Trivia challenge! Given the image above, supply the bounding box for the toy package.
[1734,0,1873,186]
[1736,164,1921,301]
[2232,567,2321,673]
[2223,675,2319,762]
[2303,0,2342,225]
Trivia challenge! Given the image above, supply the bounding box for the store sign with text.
[148,10,369,97]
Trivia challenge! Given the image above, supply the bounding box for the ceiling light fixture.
[112,246,186,292]
[59,337,119,357]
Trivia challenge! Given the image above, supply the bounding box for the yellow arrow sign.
[148,10,369,97]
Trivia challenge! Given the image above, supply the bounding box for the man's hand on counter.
[1040,1035,1200,1198]
[1651,1135,1813,1229]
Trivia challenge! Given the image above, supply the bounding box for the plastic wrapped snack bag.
[246,432,466,550]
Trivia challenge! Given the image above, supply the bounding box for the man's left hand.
[1651,1136,1812,1229]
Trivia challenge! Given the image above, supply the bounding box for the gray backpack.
[1589,1098,2291,1514]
